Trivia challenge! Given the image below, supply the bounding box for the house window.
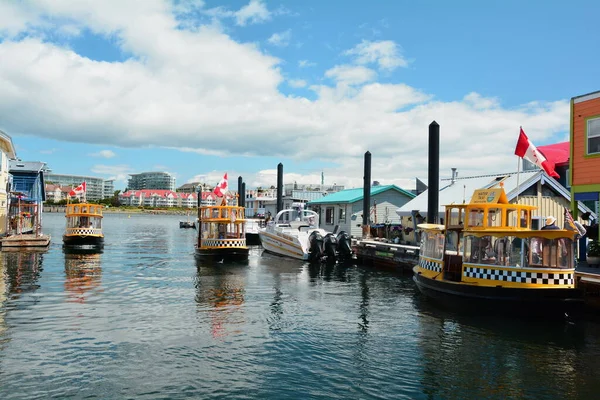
[588,117,600,155]
[338,207,346,223]
[325,207,334,224]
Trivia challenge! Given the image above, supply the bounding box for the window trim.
[586,115,600,156]
[325,207,334,225]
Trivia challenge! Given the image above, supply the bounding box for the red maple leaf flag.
[514,128,559,178]
[213,173,228,197]
[69,182,87,196]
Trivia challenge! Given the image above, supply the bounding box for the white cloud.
[235,0,271,26]
[288,79,307,88]
[90,164,132,183]
[90,150,116,158]
[345,40,408,70]
[299,59,316,68]
[325,65,377,85]
[267,29,291,47]
[0,1,570,190]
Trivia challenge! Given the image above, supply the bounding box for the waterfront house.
[0,130,17,236]
[308,184,416,238]
[396,170,595,246]
[7,161,47,236]
[570,90,600,220]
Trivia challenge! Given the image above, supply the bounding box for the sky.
[0,0,599,192]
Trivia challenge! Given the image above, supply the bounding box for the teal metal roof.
[308,185,415,205]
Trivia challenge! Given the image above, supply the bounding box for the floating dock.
[1,233,51,248]
[354,239,419,271]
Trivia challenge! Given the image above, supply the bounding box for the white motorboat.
[258,203,353,263]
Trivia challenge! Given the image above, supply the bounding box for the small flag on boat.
[564,207,587,238]
[213,173,228,197]
[514,128,559,178]
[69,182,86,196]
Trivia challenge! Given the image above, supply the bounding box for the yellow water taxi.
[196,196,248,263]
[63,203,104,250]
[414,187,582,316]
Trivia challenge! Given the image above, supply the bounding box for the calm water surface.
[1,213,600,399]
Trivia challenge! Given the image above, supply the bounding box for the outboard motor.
[323,233,338,264]
[308,231,324,263]
[336,231,353,263]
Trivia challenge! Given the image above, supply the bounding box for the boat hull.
[413,268,583,317]
[258,230,307,260]
[63,235,104,250]
[195,247,249,263]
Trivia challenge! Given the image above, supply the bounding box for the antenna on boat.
[463,185,466,204]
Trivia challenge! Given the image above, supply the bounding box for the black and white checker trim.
[419,258,442,273]
[463,267,574,285]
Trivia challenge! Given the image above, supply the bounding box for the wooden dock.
[0,234,51,248]
[575,262,600,310]
[354,239,419,271]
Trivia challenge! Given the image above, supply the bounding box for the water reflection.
[2,249,45,297]
[415,298,600,399]
[63,250,103,303]
[194,260,246,338]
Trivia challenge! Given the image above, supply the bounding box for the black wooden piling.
[241,182,246,209]
[427,121,440,224]
[238,176,243,206]
[277,163,283,213]
[363,151,371,238]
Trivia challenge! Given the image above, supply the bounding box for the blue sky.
[1,0,598,191]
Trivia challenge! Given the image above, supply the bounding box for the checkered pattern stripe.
[66,228,102,236]
[202,239,246,248]
[419,258,442,273]
[463,267,574,285]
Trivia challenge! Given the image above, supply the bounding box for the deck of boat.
[1,234,51,248]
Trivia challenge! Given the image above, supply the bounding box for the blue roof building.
[308,184,415,238]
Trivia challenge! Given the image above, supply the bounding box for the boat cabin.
[198,204,246,245]
[65,203,103,235]
[419,186,577,285]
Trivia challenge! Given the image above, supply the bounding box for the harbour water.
[1,213,600,399]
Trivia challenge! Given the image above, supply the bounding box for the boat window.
[464,235,500,265]
[212,208,219,218]
[446,207,464,227]
[487,208,502,228]
[520,209,529,228]
[467,208,484,227]
[74,206,80,214]
[422,231,444,260]
[529,237,573,269]
[445,231,457,252]
[82,206,88,213]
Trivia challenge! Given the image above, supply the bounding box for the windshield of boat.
[274,209,319,227]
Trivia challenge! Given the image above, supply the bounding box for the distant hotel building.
[44,173,115,201]
[128,172,176,191]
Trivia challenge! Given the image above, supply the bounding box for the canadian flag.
[213,173,228,197]
[69,182,86,196]
[514,128,559,178]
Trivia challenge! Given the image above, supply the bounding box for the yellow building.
[0,129,18,236]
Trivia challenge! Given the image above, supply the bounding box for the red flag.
[69,182,86,196]
[213,173,228,197]
[514,128,559,178]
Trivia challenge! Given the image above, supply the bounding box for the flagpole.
[516,156,521,204]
